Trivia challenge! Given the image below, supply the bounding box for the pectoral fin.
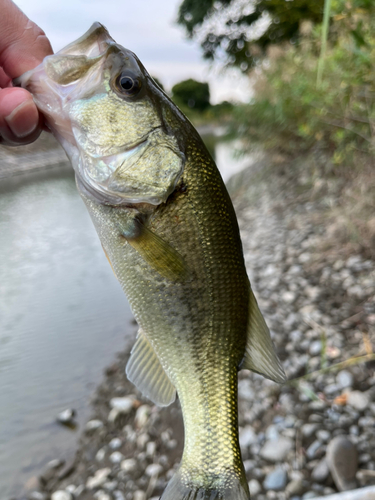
[126,329,176,406]
[123,220,189,282]
[241,288,286,383]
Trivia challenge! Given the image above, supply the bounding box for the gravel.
[21,161,375,500]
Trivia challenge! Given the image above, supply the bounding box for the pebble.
[57,409,76,426]
[121,459,137,472]
[286,478,305,496]
[316,430,330,443]
[86,468,111,489]
[96,447,106,462]
[86,419,104,433]
[326,436,358,491]
[306,440,324,460]
[51,492,73,500]
[133,491,146,500]
[28,493,47,500]
[260,437,294,462]
[109,451,124,464]
[263,467,288,491]
[135,405,150,428]
[109,438,122,450]
[145,463,163,476]
[311,458,330,483]
[239,426,257,448]
[336,370,354,388]
[93,492,111,500]
[248,479,262,495]
[346,391,370,411]
[302,423,318,438]
[110,396,135,413]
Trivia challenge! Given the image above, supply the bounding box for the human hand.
[0,0,53,146]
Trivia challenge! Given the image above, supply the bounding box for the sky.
[15,0,251,104]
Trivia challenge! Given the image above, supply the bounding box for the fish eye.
[115,71,142,97]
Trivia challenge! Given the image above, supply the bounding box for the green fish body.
[17,24,285,500]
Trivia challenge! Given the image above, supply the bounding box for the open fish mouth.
[15,22,186,206]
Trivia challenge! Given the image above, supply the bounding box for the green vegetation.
[177,0,324,70]
[233,1,375,166]
[171,78,211,111]
[170,78,233,123]
[177,0,375,255]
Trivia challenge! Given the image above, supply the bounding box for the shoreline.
[20,157,375,500]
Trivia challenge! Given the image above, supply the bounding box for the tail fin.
[160,469,250,500]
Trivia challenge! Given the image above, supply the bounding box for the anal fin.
[241,288,286,383]
[126,329,176,406]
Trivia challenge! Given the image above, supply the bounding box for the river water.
[0,138,249,498]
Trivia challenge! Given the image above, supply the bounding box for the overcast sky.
[15,0,251,103]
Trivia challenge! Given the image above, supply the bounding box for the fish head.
[16,23,185,205]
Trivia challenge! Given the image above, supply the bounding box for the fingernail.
[5,100,38,138]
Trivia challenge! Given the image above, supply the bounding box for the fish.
[16,23,286,500]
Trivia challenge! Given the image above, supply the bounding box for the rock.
[57,409,76,426]
[306,440,324,460]
[96,447,106,462]
[346,391,370,411]
[110,396,135,413]
[326,436,358,491]
[86,419,104,433]
[311,458,330,483]
[51,492,73,500]
[260,436,294,462]
[109,451,124,464]
[28,493,47,500]
[113,492,125,500]
[263,467,288,491]
[301,423,318,438]
[248,479,262,496]
[133,491,146,500]
[147,441,157,456]
[286,478,305,496]
[239,426,257,448]
[109,438,122,450]
[135,405,151,428]
[121,458,137,472]
[282,291,296,304]
[316,430,330,443]
[145,463,163,477]
[86,468,111,489]
[24,476,41,491]
[336,371,354,389]
[302,492,318,499]
[103,480,118,491]
[74,485,85,497]
[309,341,322,356]
[93,492,111,500]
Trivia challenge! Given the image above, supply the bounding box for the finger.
[0,87,42,145]
[0,66,12,88]
[0,0,53,78]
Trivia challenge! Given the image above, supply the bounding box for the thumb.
[0,0,53,78]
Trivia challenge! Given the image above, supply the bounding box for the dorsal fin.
[241,288,286,383]
[126,329,176,406]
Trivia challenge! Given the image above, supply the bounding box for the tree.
[171,79,211,111]
[177,0,324,71]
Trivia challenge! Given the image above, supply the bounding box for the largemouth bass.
[17,23,286,500]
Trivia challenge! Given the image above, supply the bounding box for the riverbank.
[20,153,375,500]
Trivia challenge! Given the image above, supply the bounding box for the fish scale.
[17,22,286,500]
